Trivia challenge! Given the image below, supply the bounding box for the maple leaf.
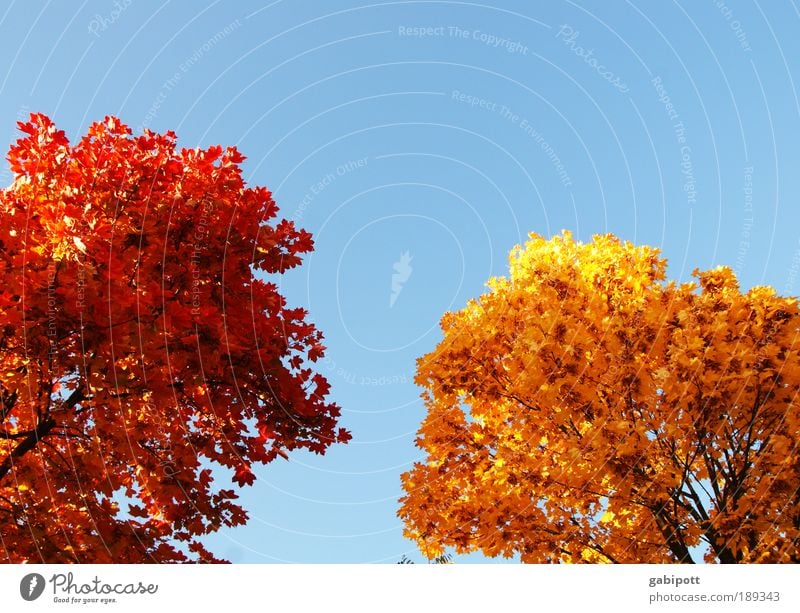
[233,465,256,487]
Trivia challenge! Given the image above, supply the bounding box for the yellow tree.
[399,231,800,563]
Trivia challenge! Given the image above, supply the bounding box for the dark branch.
[0,417,57,482]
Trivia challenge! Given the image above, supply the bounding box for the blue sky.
[2,0,800,562]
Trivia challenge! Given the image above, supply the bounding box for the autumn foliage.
[0,114,349,562]
[399,231,800,563]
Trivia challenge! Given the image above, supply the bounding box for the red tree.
[0,114,349,562]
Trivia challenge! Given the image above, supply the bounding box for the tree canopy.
[0,114,349,562]
[399,231,800,563]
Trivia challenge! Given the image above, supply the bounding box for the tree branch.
[0,387,85,483]
[651,502,694,563]
[0,417,57,482]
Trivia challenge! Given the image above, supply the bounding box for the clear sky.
[2,0,800,563]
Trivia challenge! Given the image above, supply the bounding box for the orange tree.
[399,231,800,563]
[0,114,349,562]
